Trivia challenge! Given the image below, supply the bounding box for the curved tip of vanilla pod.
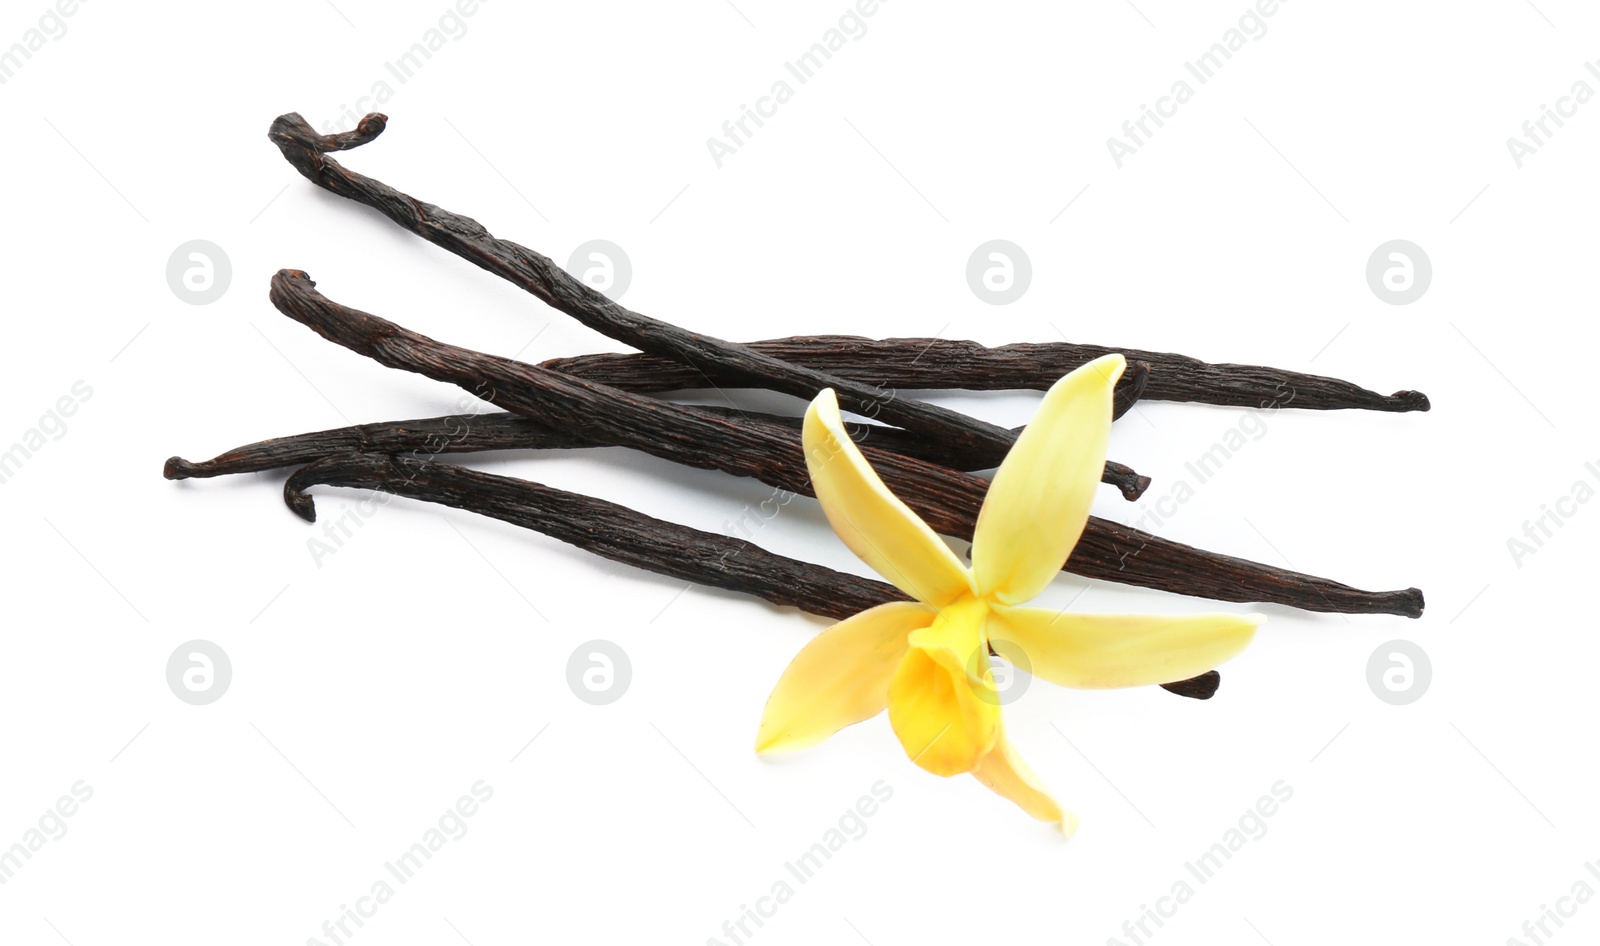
[1111,361,1151,421]
[269,269,316,310]
[1160,670,1222,700]
[273,268,314,287]
[1389,390,1431,412]
[163,456,198,480]
[268,111,389,157]
[283,480,320,523]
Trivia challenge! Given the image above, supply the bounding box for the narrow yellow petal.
[803,389,973,606]
[756,601,935,755]
[972,726,1075,832]
[970,353,1125,605]
[887,598,999,776]
[987,606,1262,689]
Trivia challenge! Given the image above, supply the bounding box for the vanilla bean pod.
[287,453,904,617]
[267,112,1147,492]
[547,337,1429,413]
[165,373,1149,481]
[165,366,1150,485]
[558,340,1159,419]
[282,452,1219,700]
[264,269,1422,618]
[270,114,1426,416]
[165,408,1000,480]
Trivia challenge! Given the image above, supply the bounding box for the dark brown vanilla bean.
[1112,360,1149,420]
[265,269,1423,618]
[548,337,1429,413]
[266,111,1147,490]
[166,408,1004,480]
[282,452,1218,700]
[286,453,907,618]
[164,368,1148,483]
[272,114,1427,416]
[164,376,1150,481]
[166,357,1148,483]
[1159,671,1220,700]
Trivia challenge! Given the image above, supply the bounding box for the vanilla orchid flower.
[755,353,1263,830]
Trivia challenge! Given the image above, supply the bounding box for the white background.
[1,1,1596,943]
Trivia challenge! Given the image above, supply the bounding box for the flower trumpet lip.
[755,353,1263,830]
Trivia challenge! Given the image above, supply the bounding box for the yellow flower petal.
[755,601,935,755]
[972,726,1076,833]
[970,353,1125,605]
[905,593,991,670]
[803,389,973,607]
[887,598,999,776]
[987,606,1262,689]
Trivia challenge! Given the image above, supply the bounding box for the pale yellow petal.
[970,353,1125,605]
[803,389,972,606]
[972,726,1076,833]
[886,598,999,776]
[987,606,1262,689]
[756,601,935,754]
